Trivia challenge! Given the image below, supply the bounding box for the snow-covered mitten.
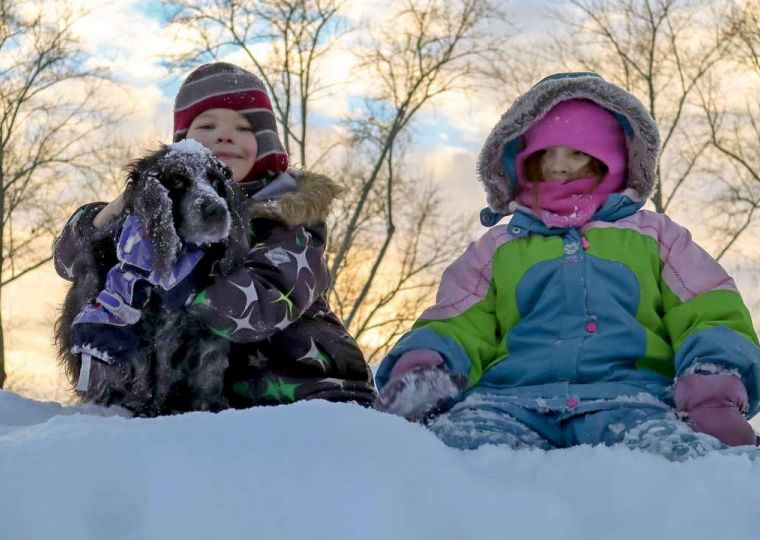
[374,350,468,422]
[674,373,758,446]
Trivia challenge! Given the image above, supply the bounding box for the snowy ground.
[1,389,759,540]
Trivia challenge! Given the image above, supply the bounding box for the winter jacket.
[376,73,760,418]
[54,170,377,408]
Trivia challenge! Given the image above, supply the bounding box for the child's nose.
[549,157,569,174]
[216,125,236,143]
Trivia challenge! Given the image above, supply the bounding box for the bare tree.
[547,0,734,213]
[326,139,473,359]
[163,0,346,167]
[732,0,759,73]
[327,0,504,305]
[696,2,760,261]
[0,0,125,387]
[701,98,760,261]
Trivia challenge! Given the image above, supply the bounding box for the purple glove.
[374,350,467,422]
[674,373,758,446]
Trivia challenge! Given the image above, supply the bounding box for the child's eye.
[237,125,254,132]
[195,124,214,130]
[574,151,587,157]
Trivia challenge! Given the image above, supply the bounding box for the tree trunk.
[0,153,4,388]
[0,290,5,388]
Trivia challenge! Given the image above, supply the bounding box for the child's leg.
[427,395,556,451]
[565,406,727,461]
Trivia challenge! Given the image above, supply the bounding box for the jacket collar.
[499,190,645,238]
[244,170,343,226]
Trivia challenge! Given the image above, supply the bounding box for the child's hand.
[374,365,468,423]
[93,192,126,229]
[674,373,758,446]
[71,308,141,366]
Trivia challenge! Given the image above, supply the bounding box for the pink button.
[586,321,597,333]
[567,398,579,408]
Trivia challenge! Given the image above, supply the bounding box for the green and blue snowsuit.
[376,73,760,457]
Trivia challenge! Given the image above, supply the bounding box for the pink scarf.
[516,174,624,228]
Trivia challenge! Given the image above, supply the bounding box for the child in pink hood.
[373,73,759,460]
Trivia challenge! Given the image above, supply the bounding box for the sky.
[5,0,760,415]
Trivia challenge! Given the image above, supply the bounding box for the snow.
[2,389,760,540]
[169,139,211,156]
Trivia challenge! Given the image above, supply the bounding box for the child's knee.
[621,416,726,460]
[567,406,674,447]
[429,407,553,451]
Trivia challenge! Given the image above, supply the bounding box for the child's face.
[186,108,258,181]
[539,145,594,182]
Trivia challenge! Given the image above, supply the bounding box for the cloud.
[69,0,185,85]
[415,144,486,220]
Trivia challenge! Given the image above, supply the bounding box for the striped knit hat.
[173,62,289,182]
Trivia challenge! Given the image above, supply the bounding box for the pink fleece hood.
[516,98,627,185]
[514,99,628,227]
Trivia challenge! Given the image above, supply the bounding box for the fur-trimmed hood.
[477,72,661,215]
[246,170,343,227]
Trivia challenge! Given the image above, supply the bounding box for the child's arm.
[53,202,120,282]
[375,227,510,392]
[186,219,330,342]
[655,214,760,416]
[92,193,125,229]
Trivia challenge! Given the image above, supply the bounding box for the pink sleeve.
[419,225,513,320]
[593,211,737,301]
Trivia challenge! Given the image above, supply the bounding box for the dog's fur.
[54,143,250,416]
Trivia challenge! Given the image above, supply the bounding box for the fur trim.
[476,73,661,214]
[248,170,343,226]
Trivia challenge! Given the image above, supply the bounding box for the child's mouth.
[215,152,240,160]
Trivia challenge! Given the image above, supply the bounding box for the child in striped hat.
[53,62,377,413]
[172,62,289,182]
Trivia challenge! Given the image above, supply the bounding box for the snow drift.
[1,389,759,540]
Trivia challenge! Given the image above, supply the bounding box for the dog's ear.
[124,153,181,275]
[218,176,250,275]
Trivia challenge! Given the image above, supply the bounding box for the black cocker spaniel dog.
[54,141,250,416]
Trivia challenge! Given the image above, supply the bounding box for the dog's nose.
[201,201,226,220]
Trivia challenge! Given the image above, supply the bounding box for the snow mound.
[1,389,759,540]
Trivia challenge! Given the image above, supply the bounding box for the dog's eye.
[168,175,186,190]
[209,175,226,193]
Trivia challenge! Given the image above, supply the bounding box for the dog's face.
[127,141,237,239]
[162,150,233,246]
[124,141,246,274]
